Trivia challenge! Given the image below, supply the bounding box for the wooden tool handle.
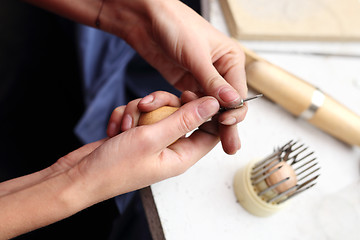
[245,59,360,146]
[309,96,360,146]
[138,106,179,126]
[245,60,315,116]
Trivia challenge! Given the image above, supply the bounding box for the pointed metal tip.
[243,94,263,103]
[219,93,264,112]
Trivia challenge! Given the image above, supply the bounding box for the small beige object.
[265,161,297,194]
[233,140,320,217]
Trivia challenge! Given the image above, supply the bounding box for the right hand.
[103,0,248,154]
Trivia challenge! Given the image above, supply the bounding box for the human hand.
[102,0,247,154]
[107,90,219,137]
[70,92,220,202]
[27,0,247,154]
[0,91,220,238]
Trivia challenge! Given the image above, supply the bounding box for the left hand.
[107,90,219,137]
[0,93,220,239]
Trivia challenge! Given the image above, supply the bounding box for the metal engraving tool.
[139,94,264,126]
[219,94,263,112]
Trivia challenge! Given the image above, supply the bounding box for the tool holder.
[233,158,287,217]
[233,140,319,217]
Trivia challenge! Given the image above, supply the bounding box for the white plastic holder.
[233,159,289,217]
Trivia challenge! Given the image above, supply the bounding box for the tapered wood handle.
[309,95,360,146]
[246,60,315,116]
[138,106,179,126]
[245,59,360,146]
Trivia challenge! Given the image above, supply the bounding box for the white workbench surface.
[150,1,360,239]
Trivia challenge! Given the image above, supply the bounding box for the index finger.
[138,91,181,112]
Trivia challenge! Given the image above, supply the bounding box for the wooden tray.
[219,0,360,41]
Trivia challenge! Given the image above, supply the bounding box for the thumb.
[149,96,220,147]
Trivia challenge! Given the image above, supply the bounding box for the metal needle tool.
[219,94,263,112]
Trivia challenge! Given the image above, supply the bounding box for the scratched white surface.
[150,1,360,239]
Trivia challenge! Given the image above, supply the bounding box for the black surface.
[0,1,118,239]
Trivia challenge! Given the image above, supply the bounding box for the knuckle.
[236,49,246,64]
[237,105,248,122]
[178,112,196,133]
[206,74,221,92]
[133,126,157,152]
[136,126,153,144]
[128,98,141,107]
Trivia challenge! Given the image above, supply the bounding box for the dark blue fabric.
[74,0,199,232]
[74,24,179,217]
[74,25,180,144]
[75,25,136,144]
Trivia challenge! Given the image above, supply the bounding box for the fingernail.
[218,87,240,104]
[121,114,132,131]
[139,94,154,104]
[197,98,219,119]
[221,117,236,125]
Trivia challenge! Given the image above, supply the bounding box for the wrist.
[100,0,155,41]
[65,158,119,205]
[0,170,91,238]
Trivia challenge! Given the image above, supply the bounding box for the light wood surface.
[220,0,360,41]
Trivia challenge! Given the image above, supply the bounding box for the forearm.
[0,167,53,197]
[0,170,91,239]
[0,159,75,197]
[23,0,101,28]
[22,0,154,39]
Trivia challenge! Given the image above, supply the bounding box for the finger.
[147,96,220,148]
[193,59,242,108]
[213,47,247,99]
[219,124,241,155]
[198,119,219,136]
[218,103,248,126]
[107,106,126,137]
[172,72,202,93]
[121,98,142,132]
[180,90,199,104]
[162,127,220,176]
[138,91,181,112]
